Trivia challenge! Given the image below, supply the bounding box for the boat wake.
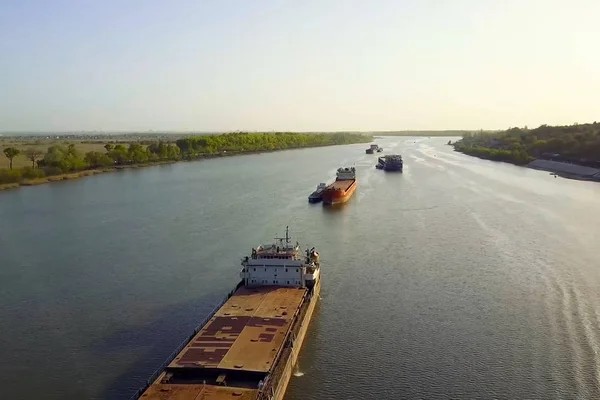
[293,364,305,377]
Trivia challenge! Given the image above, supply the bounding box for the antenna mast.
[274,226,291,248]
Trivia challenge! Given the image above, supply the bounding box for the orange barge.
[322,167,357,205]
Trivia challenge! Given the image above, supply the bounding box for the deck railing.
[256,289,313,400]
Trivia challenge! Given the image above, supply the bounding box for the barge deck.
[138,286,308,399]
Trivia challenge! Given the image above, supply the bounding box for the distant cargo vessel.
[133,227,321,400]
[383,155,403,172]
[322,167,357,205]
[308,183,327,203]
[365,144,383,154]
[376,155,403,172]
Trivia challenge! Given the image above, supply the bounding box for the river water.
[1,137,599,400]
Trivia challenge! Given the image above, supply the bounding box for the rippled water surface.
[1,137,599,399]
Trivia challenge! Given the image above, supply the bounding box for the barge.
[365,144,383,154]
[383,154,403,172]
[322,167,357,205]
[133,227,321,400]
[375,155,403,172]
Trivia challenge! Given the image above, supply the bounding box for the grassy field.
[0,140,118,169]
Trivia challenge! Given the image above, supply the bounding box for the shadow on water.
[321,202,350,213]
[98,292,226,400]
[382,170,404,180]
[320,189,357,214]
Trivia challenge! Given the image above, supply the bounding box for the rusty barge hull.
[135,281,320,400]
[322,179,357,205]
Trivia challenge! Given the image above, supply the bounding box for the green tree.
[147,141,161,155]
[108,144,129,165]
[3,147,21,169]
[174,132,371,158]
[128,144,148,163]
[104,143,114,152]
[84,151,114,168]
[25,148,44,168]
[454,121,600,166]
[43,145,66,166]
[59,154,85,172]
[165,144,180,160]
[67,144,80,157]
[42,145,88,172]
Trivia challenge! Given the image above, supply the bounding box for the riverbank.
[0,139,370,192]
[528,159,600,182]
[451,143,533,165]
[0,162,176,192]
[451,122,600,170]
[450,144,600,183]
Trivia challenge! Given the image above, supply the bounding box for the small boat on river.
[366,144,383,154]
[308,183,327,203]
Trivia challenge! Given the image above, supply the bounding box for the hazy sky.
[1,0,598,132]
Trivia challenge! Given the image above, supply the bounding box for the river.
[1,137,599,400]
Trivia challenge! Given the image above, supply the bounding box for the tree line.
[174,132,370,158]
[1,142,181,184]
[452,122,600,166]
[1,132,371,184]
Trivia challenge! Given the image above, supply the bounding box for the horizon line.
[0,129,497,135]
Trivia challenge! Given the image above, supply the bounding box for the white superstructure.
[240,227,320,289]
